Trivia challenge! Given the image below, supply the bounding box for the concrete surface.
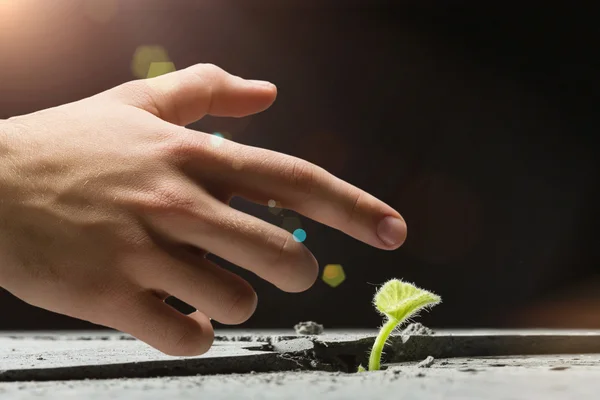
[2,329,600,381]
[0,331,303,381]
[1,329,599,399]
[1,354,599,399]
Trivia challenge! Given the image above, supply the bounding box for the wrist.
[0,119,16,152]
[0,119,15,286]
[0,119,20,196]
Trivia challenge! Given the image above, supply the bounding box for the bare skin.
[0,64,407,356]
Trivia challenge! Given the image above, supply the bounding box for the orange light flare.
[1,0,66,32]
[0,1,92,92]
[0,0,27,29]
[1,1,44,74]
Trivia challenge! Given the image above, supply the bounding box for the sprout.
[360,279,441,372]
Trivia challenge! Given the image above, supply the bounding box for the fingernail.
[249,79,275,88]
[377,216,406,247]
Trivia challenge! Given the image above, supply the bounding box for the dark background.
[0,1,598,330]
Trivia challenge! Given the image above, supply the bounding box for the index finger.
[184,136,407,250]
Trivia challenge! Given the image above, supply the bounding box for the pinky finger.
[104,291,214,357]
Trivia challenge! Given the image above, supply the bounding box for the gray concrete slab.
[0,333,296,381]
[2,329,600,382]
[1,354,599,400]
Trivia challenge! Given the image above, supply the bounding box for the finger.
[114,63,277,126]
[136,249,258,325]
[146,194,319,293]
[178,135,407,250]
[104,291,214,357]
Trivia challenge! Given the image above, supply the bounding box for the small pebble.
[417,356,435,368]
[402,322,434,336]
[294,321,324,335]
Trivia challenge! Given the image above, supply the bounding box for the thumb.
[112,63,277,126]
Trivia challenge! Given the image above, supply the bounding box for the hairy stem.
[368,317,399,371]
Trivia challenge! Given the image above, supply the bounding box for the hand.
[0,64,406,356]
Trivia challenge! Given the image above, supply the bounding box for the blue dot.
[213,132,224,138]
[293,228,307,243]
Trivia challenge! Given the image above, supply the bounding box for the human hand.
[0,64,406,356]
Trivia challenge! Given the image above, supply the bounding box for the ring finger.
[134,247,258,324]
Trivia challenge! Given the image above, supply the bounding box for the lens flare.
[147,61,176,79]
[322,264,346,288]
[131,45,171,79]
[292,228,307,243]
[210,132,225,148]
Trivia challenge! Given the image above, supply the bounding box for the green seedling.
[359,279,441,372]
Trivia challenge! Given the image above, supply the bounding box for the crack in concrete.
[2,330,600,381]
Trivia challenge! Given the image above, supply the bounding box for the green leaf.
[373,279,441,322]
[357,364,366,372]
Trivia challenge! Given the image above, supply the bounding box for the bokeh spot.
[292,228,307,243]
[131,45,171,79]
[210,132,224,148]
[268,200,282,215]
[147,61,176,79]
[215,131,232,140]
[322,264,346,288]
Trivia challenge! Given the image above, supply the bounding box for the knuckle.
[161,131,212,167]
[266,229,318,292]
[139,181,196,215]
[265,230,299,288]
[348,189,363,224]
[270,230,294,267]
[116,80,155,106]
[190,63,224,81]
[186,64,227,115]
[285,158,316,198]
[163,132,200,163]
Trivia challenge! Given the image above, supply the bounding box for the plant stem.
[368,317,399,371]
